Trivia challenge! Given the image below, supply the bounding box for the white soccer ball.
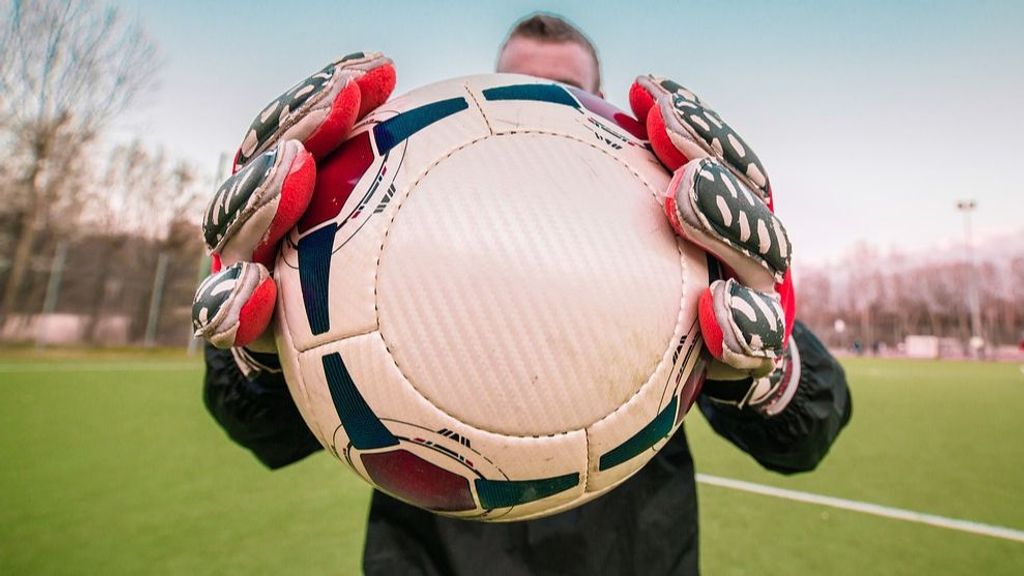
[274,73,709,521]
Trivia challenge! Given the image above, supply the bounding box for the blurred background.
[1,1,1022,575]
[1,0,1022,355]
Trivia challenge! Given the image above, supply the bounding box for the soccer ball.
[273,74,709,521]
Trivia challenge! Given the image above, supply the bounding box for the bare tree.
[0,0,158,318]
[86,139,204,241]
[797,247,1024,353]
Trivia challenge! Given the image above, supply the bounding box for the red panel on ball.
[297,130,375,233]
[679,357,708,419]
[361,449,476,512]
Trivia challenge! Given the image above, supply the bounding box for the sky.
[109,0,1024,265]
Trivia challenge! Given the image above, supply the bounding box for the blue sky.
[111,0,1024,264]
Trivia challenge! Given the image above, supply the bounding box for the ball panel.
[361,449,477,512]
[470,74,668,212]
[364,92,490,197]
[585,324,705,493]
[305,332,590,520]
[466,74,601,143]
[377,133,682,437]
[498,486,610,522]
[277,214,379,351]
[295,130,376,235]
[596,395,679,472]
[273,294,329,449]
[277,83,491,352]
[469,74,651,161]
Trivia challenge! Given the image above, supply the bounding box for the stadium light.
[956,199,983,357]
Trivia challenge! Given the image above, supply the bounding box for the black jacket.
[204,321,851,575]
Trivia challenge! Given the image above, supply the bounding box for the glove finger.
[750,334,800,416]
[351,53,397,118]
[204,139,316,270]
[193,262,277,349]
[633,75,771,205]
[629,76,703,171]
[234,52,396,171]
[703,335,801,415]
[665,158,790,291]
[628,75,690,125]
[699,278,784,377]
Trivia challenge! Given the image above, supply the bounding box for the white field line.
[696,473,1024,544]
[0,362,200,373]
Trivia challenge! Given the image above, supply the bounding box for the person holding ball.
[195,13,850,576]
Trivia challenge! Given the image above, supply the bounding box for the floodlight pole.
[144,252,170,348]
[956,199,983,357]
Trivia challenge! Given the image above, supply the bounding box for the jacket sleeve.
[203,343,323,469]
[696,320,852,474]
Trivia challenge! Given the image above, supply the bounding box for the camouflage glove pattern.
[192,53,396,352]
[629,76,797,407]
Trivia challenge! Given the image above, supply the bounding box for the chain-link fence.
[0,221,206,348]
[4,214,1023,359]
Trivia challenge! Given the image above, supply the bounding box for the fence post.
[36,241,69,348]
[144,252,170,347]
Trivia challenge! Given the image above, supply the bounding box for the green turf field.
[1,352,1022,575]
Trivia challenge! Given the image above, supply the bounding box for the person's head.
[496,13,602,96]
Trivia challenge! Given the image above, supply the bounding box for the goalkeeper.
[195,13,851,576]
